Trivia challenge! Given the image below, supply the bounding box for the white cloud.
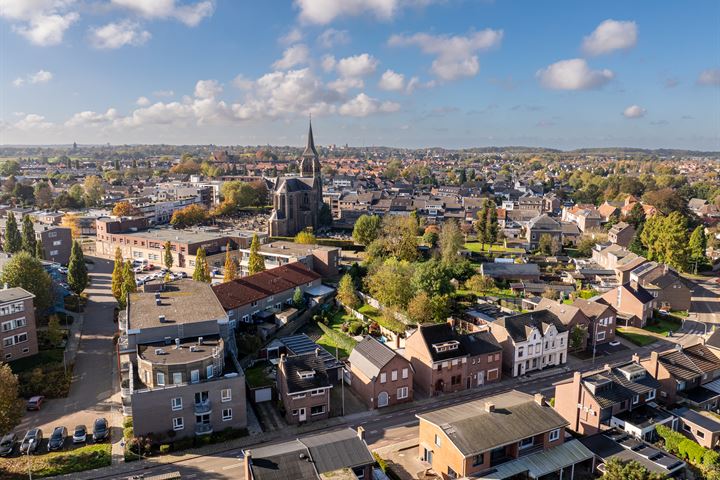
[194,79,222,99]
[295,0,434,25]
[15,113,52,129]
[13,78,24,87]
[336,53,378,78]
[89,20,151,49]
[338,93,400,117]
[232,75,253,90]
[273,44,310,70]
[136,96,150,106]
[317,28,349,48]
[12,13,79,46]
[536,58,614,90]
[65,108,119,127]
[328,77,364,93]
[389,29,503,81]
[12,69,53,87]
[321,55,336,72]
[111,0,214,27]
[378,69,405,91]
[280,27,303,45]
[623,105,646,118]
[697,69,720,86]
[582,19,638,56]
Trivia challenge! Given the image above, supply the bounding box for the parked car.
[176,271,187,278]
[92,418,109,442]
[19,429,42,454]
[0,433,17,457]
[57,266,68,275]
[47,426,67,452]
[72,425,87,444]
[26,396,44,411]
[132,266,143,274]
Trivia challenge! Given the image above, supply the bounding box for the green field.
[617,328,657,346]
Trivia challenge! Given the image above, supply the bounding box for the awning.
[473,440,594,479]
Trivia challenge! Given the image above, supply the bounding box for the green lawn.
[644,317,682,336]
[463,242,525,254]
[0,443,110,479]
[316,334,351,360]
[10,349,64,374]
[358,304,406,333]
[617,328,657,346]
[244,362,274,388]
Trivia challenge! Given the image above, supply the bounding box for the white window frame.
[310,405,325,416]
[380,372,386,384]
[206,365,214,379]
[221,388,231,402]
[434,434,442,447]
[633,394,640,405]
[397,386,408,399]
[222,408,232,421]
[402,368,408,379]
[391,370,398,381]
[172,372,182,384]
[646,389,656,401]
[172,417,184,431]
[549,428,560,442]
[171,397,182,411]
[190,370,200,383]
[156,372,166,386]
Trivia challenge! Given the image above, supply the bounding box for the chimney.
[198,337,203,345]
[315,348,321,357]
[243,450,252,480]
[631,353,640,363]
[534,393,545,406]
[156,298,161,306]
[484,401,495,413]
[603,363,611,371]
[573,371,582,383]
[158,315,165,323]
[357,426,365,441]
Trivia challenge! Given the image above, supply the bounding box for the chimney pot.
[357,426,365,441]
[573,371,582,382]
[484,402,495,413]
[534,393,545,406]
[631,354,640,363]
[604,363,611,371]
[315,348,321,357]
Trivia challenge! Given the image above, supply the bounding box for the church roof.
[302,120,319,158]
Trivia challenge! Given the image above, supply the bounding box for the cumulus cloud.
[136,96,150,106]
[13,70,53,87]
[273,44,310,70]
[582,19,638,56]
[280,27,303,45]
[15,113,52,129]
[65,108,119,127]
[623,104,646,118]
[328,77,364,93]
[295,0,434,25]
[536,58,614,90]
[336,53,378,78]
[1,0,80,46]
[194,79,223,99]
[378,69,405,91]
[697,69,720,86]
[317,28,349,48]
[338,93,400,117]
[232,75,253,90]
[89,20,151,49]
[321,55,336,72]
[388,29,503,81]
[110,0,214,27]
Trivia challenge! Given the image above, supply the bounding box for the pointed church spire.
[303,117,318,158]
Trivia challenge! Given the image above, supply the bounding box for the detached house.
[348,336,413,409]
[404,323,502,397]
[525,214,562,249]
[641,344,720,410]
[572,299,617,347]
[554,362,669,441]
[488,310,569,377]
[277,350,332,425]
[608,222,635,248]
[599,282,655,328]
[417,390,594,480]
[630,262,692,312]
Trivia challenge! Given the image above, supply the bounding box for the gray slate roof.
[300,428,375,472]
[282,352,331,394]
[494,309,568,343]
[348,336,400,380]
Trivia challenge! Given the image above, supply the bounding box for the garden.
[616,328,657,346]
[0,444,111,480]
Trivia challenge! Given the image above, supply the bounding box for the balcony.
[194,400,212,415]
[195,423,213,436]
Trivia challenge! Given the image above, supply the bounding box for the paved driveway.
[15,257,120,448]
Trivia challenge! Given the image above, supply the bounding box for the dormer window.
[433,340,460,353]
[298,370,315,379]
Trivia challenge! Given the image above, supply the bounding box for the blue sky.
[1,0,719,149]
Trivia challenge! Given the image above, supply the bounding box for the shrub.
[348,321,364,335]
[317,321,357,353]
[123,426,134,440]
[159,444,171,454]
[173,437,194,451]
[122,417,133,429]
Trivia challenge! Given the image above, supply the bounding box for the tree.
[111,247,124,303]
[319,203,333,226]
[601,458,663,480]
[381,216,419,261]
[641,212,690,271]
[642,188,687,216]
[423,230,439,247]
[119,261,137,309]
[61,213,81,239]
[192,248,211,283]
[67,241,89,296]
[337,274,360,310]
[352,215,382,246]
[21,214,36,255]
[484,202,498,246]
[294,230,317,245]
[247,234,265,275]
[0,252,53,311]
[68,184,85,206]
[35,238,44,259]
[163,241,174,270]
[365,258,416,309]
[33,181,53,207]
[4,212,21,253]
[170,204,209,228]
[407,291,432,324]
[412,259,454,297]
[83,176,105,206]
[623,202,645,228]
[223,244,237,283]
[475,201,489,247]
[292,287,305,309]
[628,224,646,256]
[570,325,588,350]
[0,363,23,434]
[577,236,597,257]
[538,233,553,255]
[0,159,20,176]
[47,315,63,346]
[689,226,707,272]
[466,274,495,293]
[112,201,140,217]
[439,220,464,264]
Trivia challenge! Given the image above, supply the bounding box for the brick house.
[0,287,38,362]
[417,391,594,479]
[277,351,332,425]
[672,407,720,449]
[630,262,692,312]
[554,362,668,440]
[536,298,590,349]
[404,323,502,397]
[572,299,617,347]
[608,222,635,248]
[348,336,413,409]
[525,213,562,249]
[599,282,655,328]
[488,310,569,377]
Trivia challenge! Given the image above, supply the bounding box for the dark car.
[92,418,109,442]
[47,426,67,452]
[19,429,42,454]
[0,433,17,457]
[72,425,87,444]
[26,396,45,411]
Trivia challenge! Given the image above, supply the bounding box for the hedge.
[317,321,358,353]
[373,452,401,480]
[656,424,720,474]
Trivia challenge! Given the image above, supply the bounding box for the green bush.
[209,427,248,444]
[123,426,134,440]
[122,417,133,429]
[373,452,401,480]
[18,364,72,398]
[159,444,171,454]
[348,321,364,335]
[173,437,194,451]
[317,321,357,353]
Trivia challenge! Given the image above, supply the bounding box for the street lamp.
[26,439,34,480]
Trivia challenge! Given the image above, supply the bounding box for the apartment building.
[525,213,562,249]
[0,218,72,265]
[117,279,246,438]
[554,362,668,440]
[417,390,594,479]
[0,287,38,362]
[348,336,413,409]
[277,350,332,425]
[404,323,502,397]
[236,240,340,278]
[488,310,569,377]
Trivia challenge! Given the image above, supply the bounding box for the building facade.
[0,288,38,362]
[348,336,413,409]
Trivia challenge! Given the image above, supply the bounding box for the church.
[268,122,323,237]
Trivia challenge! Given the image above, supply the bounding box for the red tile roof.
[212,262,320,310]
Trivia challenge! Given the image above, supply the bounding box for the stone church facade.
[268,122,323,237]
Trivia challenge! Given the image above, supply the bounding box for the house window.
[310,405,325,416]
[380,372,386,383]
[206,365,214,379]
[518,347,524,358]
[222,408,232,421]
[50,250,59,256]
[171,397,182,411]
[683,424,692,432]
[173,372,182,384]
[519,437,534,449]
[698,430,705,438]
[311,389,324,396]
[451,375,461,386]
[397,387,408,399]
[221,388,231,402]
[472,453,484,466]
[633,394,640,405]
[391,370,398,381]
[447,467,458,479]
[402,368,408,379]
[434,434,442,447]
[172,417,184,431]
[292,409,298,416]
[597,331,605,341]
[156,372,166,386]
[646,389,656,401]
[549,429,560,442]
[190,370,200,383]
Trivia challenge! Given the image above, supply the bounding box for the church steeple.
[302,118,318,158]
[300,118,320,177]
